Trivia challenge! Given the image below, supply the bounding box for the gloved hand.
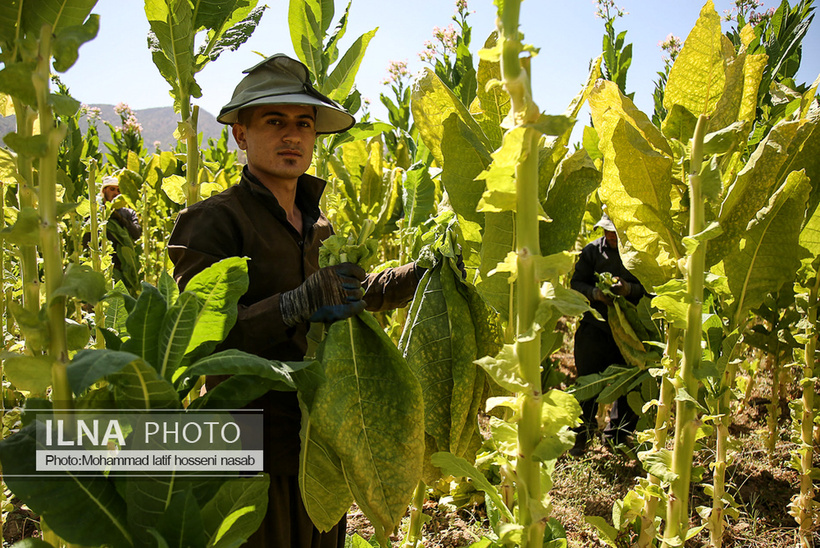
[280,263,367,326]
[610,277,632,297]
[592,287,614,306]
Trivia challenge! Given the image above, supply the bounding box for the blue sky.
[60,0,819,125]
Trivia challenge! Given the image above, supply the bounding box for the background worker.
[569,210,646,456]
[168,54,423,548]
[85,176,142,292]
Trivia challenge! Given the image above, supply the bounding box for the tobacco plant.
[295,227,424,547]
[145,0,266,205]
[0,259,298,548]
[584,1,820,544]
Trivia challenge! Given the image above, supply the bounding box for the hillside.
[0,104,232,152]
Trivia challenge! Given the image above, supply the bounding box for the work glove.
[280,263,367,326]
[610,277,633,297]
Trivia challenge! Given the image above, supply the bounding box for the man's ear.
[231,123,248,150]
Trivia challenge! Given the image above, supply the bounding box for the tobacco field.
[0,0,819,547]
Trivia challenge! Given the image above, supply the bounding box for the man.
[92,176,141,290]
[569,210,646,456]
[167,54,422,547]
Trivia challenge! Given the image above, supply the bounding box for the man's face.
[604,229,618,249]
[102,185,120,202]
[232,104,317,187]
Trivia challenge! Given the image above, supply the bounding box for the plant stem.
[765,318,782,461]
[184,102,201,206]
[402,480,427,547]
[662,113,708,548]
[709,330,744,548]
[10,98,41,339]
[498,1,547,546]
[796,274,819,547]
[87,161,107,349]
[637,326,681,548]
[33,24,71,410]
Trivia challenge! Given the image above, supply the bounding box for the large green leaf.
[288,0,326,78]
[126,469,187,548]
[411,69,491,167]
[20,0,97,35]
[398,260,484,475]
[0,424,132,547]
[155,488,206,548]
[791,119,820,222]
[183,257,249,360]
[471,31,508,150]
[121,283,168,369]
[2,354,54,395]
[541,148,602,256]
[201,475,269,548]
[296,361,353,532]
[158,291,200,381]
[67,349,180,409]
[723,170,811,324]
[589,79,672,157]
[322,27,377,102]
[51,13,99,72]
[711,119,810,264]
[662,0,725,119]
[108,358,181,410]
[51,262,107,304]
[191,0,255,32]
[430,452,514,523]
[196,5,265,68]
[145,0,198,101]
[402,161,436,229]
[596,110,682,290]
[440,114,493,228]
[175,349,302,392]
[310,313,424,540]
[476,210,515,321]
[187,375,278,410]
[0,0,22,48]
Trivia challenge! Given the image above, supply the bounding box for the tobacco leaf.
[304,312,424,540]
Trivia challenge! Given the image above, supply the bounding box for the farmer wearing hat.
[93,175,141,289]
[568,209,646,456]
[168,54,423,547]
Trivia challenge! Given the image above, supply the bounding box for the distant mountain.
[0,104,234,153]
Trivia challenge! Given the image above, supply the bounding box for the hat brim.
[217,94,355,134]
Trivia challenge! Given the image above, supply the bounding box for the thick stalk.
[184,103,201,206]
[87,163,106,348]
[765,326,782,461]
[797,275,819,547]
[10,99,40,326]
[637,326,681,548]
[141,185,152,285]
[401,480,427,548]
[33,25,71,409]
[498,2,545,546]
[709,360,739,548]
[1,178,5,345]
[662,114,708,548]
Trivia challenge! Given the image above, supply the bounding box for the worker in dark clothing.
[569,211,646,456]
[167,54,423,548]
[84,176,142,293]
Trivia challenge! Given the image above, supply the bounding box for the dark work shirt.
[570,235,645,327]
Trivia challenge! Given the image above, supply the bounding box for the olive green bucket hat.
[217,54,355,134]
